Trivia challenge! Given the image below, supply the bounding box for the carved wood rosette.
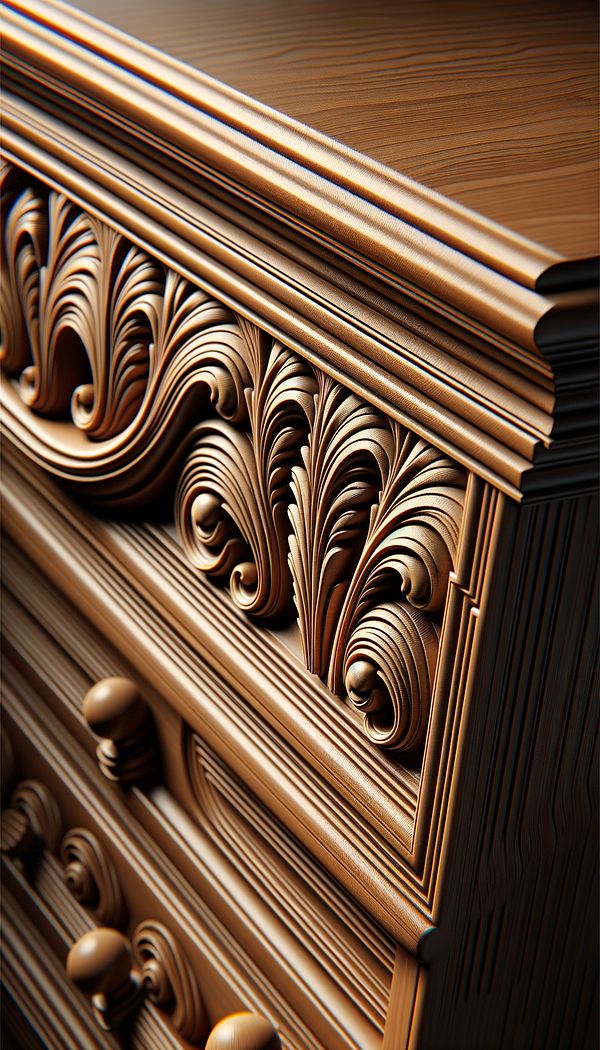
[132,920,208,1043]
[1,778,62,860]
[61,827,127,928]
[1,164,466,752]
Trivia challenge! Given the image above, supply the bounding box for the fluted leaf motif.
[78,266,249,452]
[289,374,384,675]
[291,408,465,750]
[176,318,317,618]
[18,192,99,415]
[148,270,250,426]
[0,164,47,374]
[1,165,468,750]
[0,169,252,497]
[70,222,163,439]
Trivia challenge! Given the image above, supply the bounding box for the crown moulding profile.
[2,0,597,297]
[1,0,598,502]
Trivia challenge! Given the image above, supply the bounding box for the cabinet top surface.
[72,0,598,261]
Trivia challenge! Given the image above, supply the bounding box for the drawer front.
[2,536,415,1050]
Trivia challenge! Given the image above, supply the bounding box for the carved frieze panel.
[1,163,466,752]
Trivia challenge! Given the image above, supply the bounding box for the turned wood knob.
[345,659,386,712]
[206,1012,281,1050]
[66,928,142,1032]
[66,928,132,997]
[83,678,159,785]
[83,678,147,740]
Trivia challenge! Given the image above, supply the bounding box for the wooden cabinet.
[1,2,597,1047]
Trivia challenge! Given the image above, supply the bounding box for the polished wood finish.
[1,2,597,1048]
[54,0,600,260]
[206,1013,281,1050]
[83,678,160,785]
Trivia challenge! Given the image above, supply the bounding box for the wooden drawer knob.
[83,677,159,784]
[66,928,142,1031]
[68,920,207,1040]
[206,1012,281,1050]
[83,677,147,740]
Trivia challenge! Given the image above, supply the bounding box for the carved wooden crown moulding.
[2,0,597,502]
[0,164,466,754]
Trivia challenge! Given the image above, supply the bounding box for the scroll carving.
[1,164,466,750]
[1,779,62,858]
[289,396,464,748]
[176,318,316,618]
[61,827,127,928]
[132,920,208,1043]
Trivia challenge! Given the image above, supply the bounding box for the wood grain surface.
[71,0,599,259]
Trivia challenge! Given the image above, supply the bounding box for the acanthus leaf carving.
[288,372,385,675]
[0,162,47,375]
[327,422,466,749]
[2,164,467,751]
[289,386,465,749]
[20,191,97,416]
[176,316,316,619]
[342,601,440,750]
[69,222,162,440]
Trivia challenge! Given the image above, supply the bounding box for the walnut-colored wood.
[83,678,160,785]
[205,1012,281,1050]
[70,0,598,262]
[66,928,143,1032]
[1,3,597,1048]
[61,828,127,928]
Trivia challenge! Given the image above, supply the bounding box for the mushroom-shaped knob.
[345,659,386,714]
[66,928,132,997]
[83,678,147,741]
[66,928,142,1032]
[82,678,159,785]
[206,1012,281,1050]
[191,492,223,536]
